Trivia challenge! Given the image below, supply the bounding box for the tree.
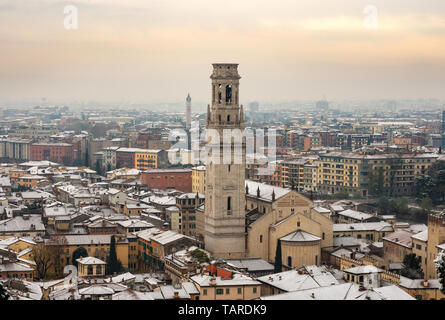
[0,282,10,300]
[84,148,89,167]
[401,253,423,279]
[46,235,68,278]
[274,239,282,273]
[33,242,54,279]
[95,159,101,175]
[72,247,88,268]
[420,197,433,213]
[106,235,123,275]
[393,197,408,215]
[34,236,70,279]
[415,175,435,201]
[377,196,390,214]
[429,162,445,203]
[434,250,445,294]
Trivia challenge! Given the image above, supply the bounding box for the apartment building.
[316,152,438,197]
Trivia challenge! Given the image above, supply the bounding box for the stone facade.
[204,63,246,259]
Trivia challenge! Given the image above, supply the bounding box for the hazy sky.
[1,0,445,104]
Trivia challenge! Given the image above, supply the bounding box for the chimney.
[209,277,217,286]
[423,279,429,287]
[161,223,169,231]
[173,291,179,299]
[311,293,315,299]
[351,251,356,260]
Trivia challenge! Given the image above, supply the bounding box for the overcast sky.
[1,0,445,104]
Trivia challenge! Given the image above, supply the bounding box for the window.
[237,288,242,294]
[203,289,207,295]
[87,265,93,275]
[225,85,232,103]
[253,287,257,294]
[260,235,263,243]
[216,289,224,295]
[287,256,292,267]
[96,265,102,274]
[227,196,231,211]
[226,288,230,295]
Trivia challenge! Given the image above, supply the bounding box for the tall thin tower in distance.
[186,93,192,130]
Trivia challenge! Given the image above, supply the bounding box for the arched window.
[288,256,292,267]
[227,196,231,211]
[227,115,230,122]
[225,85,232,103]
[218,92,222,104]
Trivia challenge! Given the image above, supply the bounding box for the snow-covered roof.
[79,285,115,296]
[191,273,261,287]
[313,206,330,214]
[334,221,393,233]
[258,270,324,292]
[112,289,155,300]
[343,265,382,275]
[245,180,291,202]
[383,230,415,248]
[337,209,374,221]
[261,283,414,300]
[280,230,321,242]
[225,258,274,272]
[76,256,106,265]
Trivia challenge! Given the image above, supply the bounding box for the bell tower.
[204,63,246,259]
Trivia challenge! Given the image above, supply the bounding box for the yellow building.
[279,230,321,268]
[123,203,152,216]
[411,229,428,276]
[134,149,163,170]
[245,180,333,267]
[46,234,129,269]
[334,221,394,242]
[316,152,437,197]
[76,256,106,277]
[190,274,261,300]
[0,237,36,271]
[425,214,445,279]
[398,278,445,300]
[192,166,206,194]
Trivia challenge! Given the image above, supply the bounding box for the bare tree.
[47,235,69,278]
[33,243,54,280]
[34,235,68,280]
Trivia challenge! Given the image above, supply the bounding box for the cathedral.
[200,63,333,267]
